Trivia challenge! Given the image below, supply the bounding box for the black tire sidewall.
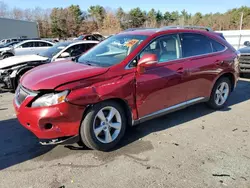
[80,101,127,151]
[3,54,12,59]
[209,77,231,109]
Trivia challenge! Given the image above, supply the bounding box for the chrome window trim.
[125,32,228,70]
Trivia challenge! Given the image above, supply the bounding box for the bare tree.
[0,1,8,17]
[11,7,23,19]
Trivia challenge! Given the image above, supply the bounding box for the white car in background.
[0,40,54,59]
[0,40,99,90]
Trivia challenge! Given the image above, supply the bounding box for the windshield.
[39,42,70,58]
[0,41,18,48]
[78,34,147,67]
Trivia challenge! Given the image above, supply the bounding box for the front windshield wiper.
[80,60,100,67]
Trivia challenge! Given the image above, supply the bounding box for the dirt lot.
[0,79,250,188]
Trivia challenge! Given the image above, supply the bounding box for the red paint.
[13,96,85,139]
[14,29,239,140]
[21,61,108,91]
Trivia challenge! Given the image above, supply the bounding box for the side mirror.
[60,52,70,58]
[244,41,250,47]
[137,54,158,74]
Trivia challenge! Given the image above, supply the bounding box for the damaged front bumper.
[0,69,16,90]
[13,87,86,142]
[39,135,80,145]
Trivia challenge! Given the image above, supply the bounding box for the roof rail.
[123,27,156,32]
[158,25,213,32]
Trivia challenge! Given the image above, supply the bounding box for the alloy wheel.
[215,82,230,106]
[93,106,122,144]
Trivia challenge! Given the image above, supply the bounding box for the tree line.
[0,1,249,38]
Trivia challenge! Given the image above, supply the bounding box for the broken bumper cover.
[0,71,15,89]
[39,135,80,145]
[13,95,85,141]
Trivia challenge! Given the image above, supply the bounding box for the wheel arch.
[216,72,236,92]
[2,52,14,58]
[81,98,133,127]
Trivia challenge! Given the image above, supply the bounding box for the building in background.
[0,18,39,40]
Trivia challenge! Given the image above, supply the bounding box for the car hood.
[21,61,108,90]
[238,47,250,54]
[0,54,48,69]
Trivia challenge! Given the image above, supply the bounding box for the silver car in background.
[0,40,54,59]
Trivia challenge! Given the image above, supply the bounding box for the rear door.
[136,34,189,118]
[34,41,53,54]
[180,33,227,100]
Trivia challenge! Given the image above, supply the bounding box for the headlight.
[31,90,69,107]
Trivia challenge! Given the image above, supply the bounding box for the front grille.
[239,54,250,72]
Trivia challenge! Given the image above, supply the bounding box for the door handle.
[176,67,184,74]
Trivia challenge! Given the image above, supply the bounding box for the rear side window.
[86,43,96,50]
[210,40,226,52]
[34,42,52,47]
[181,33,213,57]
[34,42,40,47]
[40,42,49,47]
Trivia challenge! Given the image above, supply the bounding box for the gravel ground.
[0,78,250,188]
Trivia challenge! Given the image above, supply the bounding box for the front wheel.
[207,77,231,109]
[2,53,13,59]
[80,101,126,151]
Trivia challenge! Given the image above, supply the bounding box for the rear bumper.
[14,95,85,140]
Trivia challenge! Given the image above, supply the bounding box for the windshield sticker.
[124,39,139,48]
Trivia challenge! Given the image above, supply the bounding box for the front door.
[15,42,34,56]
[135,34,189,118]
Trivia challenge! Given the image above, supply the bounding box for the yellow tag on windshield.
[124,39,139,48]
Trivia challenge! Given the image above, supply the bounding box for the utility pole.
[239,12,243,30]
[238,12,244,49]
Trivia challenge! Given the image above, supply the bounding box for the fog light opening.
[44,123,53,130]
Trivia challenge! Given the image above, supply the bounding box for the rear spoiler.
[216,32,226,40]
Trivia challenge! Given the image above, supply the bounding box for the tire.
[207,77,231,109]
[80,101,127,151]
[2,54,13,59]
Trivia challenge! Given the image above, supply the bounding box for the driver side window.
[64,46,76,57]
[139,34,181,63]
[21,42,34,48]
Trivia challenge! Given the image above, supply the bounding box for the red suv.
[14,26,239,151]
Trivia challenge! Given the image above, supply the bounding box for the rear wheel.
[207,77,231,109]
[80,101,126,151]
